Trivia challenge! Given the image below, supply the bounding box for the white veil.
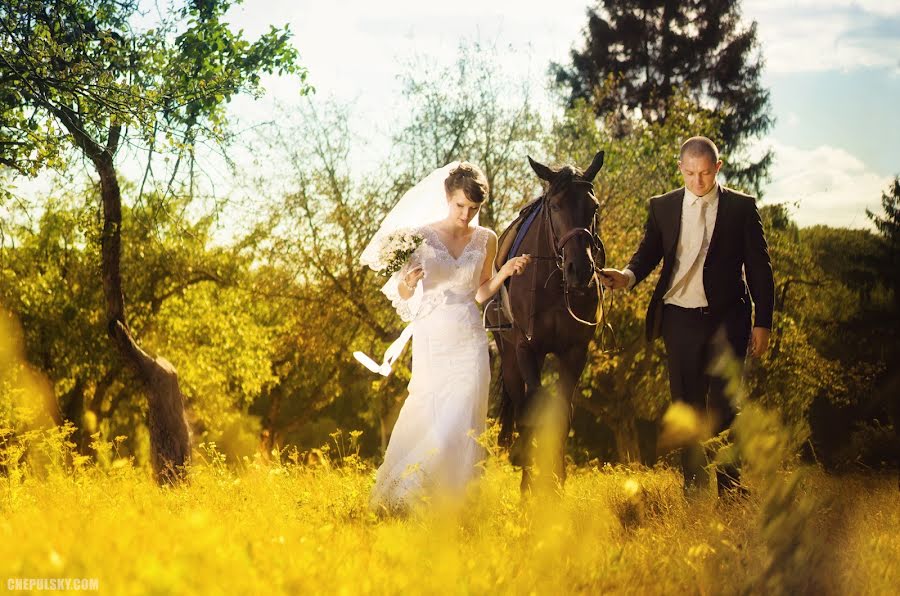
[354,161,478,376]
[360,161,478,270]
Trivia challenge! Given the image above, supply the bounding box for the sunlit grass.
[1,429,897,595]
[2,311,897,594]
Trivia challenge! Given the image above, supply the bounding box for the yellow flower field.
[1,433,897,595]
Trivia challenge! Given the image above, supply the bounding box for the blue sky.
[767,69,899,176]
[760,68,899,228]
[743,0,900,227]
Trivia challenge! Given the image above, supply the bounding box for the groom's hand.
[599,268,630,290]
[749,327,771,358]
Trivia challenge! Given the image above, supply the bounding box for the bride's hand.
[501,254,531,278]
[403,265,425,289]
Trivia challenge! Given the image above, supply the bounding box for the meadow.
[1,1,898,594]
[2,427,897,595]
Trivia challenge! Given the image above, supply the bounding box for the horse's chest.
[529,289,596,345]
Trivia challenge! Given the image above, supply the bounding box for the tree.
[0,187,256,464]
[0,0,308,482]
[553,0,773,194]
[393,42,546,229]
[246,101,409,456]
[867,177,900,311]
[742,209,895,469]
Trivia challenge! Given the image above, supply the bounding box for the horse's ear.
[527,155,555,182]
[583,150,605,182]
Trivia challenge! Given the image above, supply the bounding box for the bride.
[357,162,531,514]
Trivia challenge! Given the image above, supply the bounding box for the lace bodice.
[382,225,490,322]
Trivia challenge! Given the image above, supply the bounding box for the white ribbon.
[353,323,414,377]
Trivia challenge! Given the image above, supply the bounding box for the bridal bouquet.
[375,228,424,277]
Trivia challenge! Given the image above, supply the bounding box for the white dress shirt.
[623,186,719,307]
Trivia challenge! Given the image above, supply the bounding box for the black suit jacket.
[627,185,775,341]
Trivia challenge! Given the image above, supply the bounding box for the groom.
[600,136,775,497]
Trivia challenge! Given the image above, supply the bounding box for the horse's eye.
[550,204,560,212]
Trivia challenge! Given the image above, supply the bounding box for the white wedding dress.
[370,225,491,513]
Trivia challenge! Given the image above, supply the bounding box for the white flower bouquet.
[375,228,424,277]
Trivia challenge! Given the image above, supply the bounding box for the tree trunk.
[60,378,93,456]
[259,387,282,459]
[612,415,641,464]
[43,103,192,484]
[93,136,191,485]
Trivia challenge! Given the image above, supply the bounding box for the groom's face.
[679,153,722,197]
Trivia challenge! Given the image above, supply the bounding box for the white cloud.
[756,140,893,228]
[782,0,900,17]
[744,0,900,73]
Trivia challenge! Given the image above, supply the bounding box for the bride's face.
[446,189,481,227]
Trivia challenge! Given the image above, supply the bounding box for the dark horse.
[488,151,607,492]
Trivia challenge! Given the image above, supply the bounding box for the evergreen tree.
[554,0,773,193]
[867,177,900,310]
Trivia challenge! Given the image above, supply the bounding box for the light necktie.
[667,199,708,299]
[683,200,709,287]
[697,200,709,253]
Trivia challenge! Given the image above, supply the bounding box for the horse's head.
[528,151,605,289]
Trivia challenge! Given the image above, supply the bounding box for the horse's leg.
[554,344,590,487]
[515,341,546,494]
[499,338,526,457]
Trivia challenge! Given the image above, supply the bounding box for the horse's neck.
[523,206,562,296]
[533,205,554,257]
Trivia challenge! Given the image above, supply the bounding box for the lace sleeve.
[380,241,425,322]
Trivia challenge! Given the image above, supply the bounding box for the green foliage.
[0,188,276,459]
[868,177,900,249]
[867,176,900,310]
[393,41,546,229]
[0,0,309,177]
[147,283,277,434]
[743,206,897,466]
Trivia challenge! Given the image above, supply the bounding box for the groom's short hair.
[445,162,489,204]
[680,136,720,163]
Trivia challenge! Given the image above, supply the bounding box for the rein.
[540,187,602,326]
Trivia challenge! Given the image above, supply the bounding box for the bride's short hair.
[445,162,489,204]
